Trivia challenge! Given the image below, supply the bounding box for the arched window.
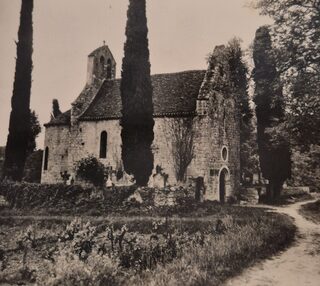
[100,56,105,71]
[100,131,107,158]
[100,56,105,65]
[44,147,49,171]
[106,58,112,79]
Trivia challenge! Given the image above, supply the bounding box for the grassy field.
[0,205,296,286]
[300,200,320,223]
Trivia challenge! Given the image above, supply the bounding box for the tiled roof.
[71,80,104,118]
[44,110,71,127]
[80,70,205,120]
[44,70,205,126]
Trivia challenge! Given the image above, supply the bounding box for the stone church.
[41,44,240,202]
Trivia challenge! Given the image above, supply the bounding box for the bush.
[102,185,136,206]
[76,156,106,187]
[23,150,43,183]
[300,200,320,222]
[0,181,93,209]
[32,212,295,285]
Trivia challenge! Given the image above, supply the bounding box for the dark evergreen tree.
[3,0,34,181]
[120,0,154,186]
[52,99,62,118]
[226,38,256,183]
[253,26,291,202]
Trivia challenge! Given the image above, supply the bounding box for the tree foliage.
[253,0,320,148]
[166,118,194,182]
[120,0,154,186]
[206,40,258,182]
[27,110,41,155]
[3,0,34,181]
[226,38,258,182]
[253,0,320,72]
[52,99,62,118]
[23,149,43,183]
[253,26,291,202]
[288,70,320,148]
[289,145,320,192]
[76,156,105,187]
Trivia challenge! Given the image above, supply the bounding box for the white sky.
[0,0,270,148]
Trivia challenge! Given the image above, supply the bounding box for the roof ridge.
[109,69,206,81]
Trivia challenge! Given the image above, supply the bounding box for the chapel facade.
[41,45,240,202]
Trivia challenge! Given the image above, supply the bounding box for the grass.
[0,206,296,286]
[129,214,295,286]
[0,182,297,284]
[299,200,320,223]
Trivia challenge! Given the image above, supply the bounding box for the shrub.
[102,185,136,206]
[76,156,106,187]
[40,250,121,286]
[23,150,43,183]
[0,181,92,209]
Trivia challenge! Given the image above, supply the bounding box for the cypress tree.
[120,0,154,186]
[253,26,291,202]
[3,0,34,181]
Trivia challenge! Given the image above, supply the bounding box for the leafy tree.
[27,110,41,155]
[253,0,320,73]
[288,70,320,148]
[289,145,320,192]
[253,0,320,147]
[252,26,291,202]
[166,118,194,182]
[226,38,257,183]
[3,0,34,181]
[52,99,62,118]
[120,0,154,186]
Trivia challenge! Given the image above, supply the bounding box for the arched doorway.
[219,168,228,203]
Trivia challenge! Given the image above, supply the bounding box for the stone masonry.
[42,44,240,202]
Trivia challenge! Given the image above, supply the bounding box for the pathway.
[225,200,320,286]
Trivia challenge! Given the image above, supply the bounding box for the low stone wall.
[127,186,196,207]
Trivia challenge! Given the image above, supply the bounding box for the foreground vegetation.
[300,200,320,224]
[0,210,295,284]
[0,181,297,285]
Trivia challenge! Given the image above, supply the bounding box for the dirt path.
[225,200,320,286]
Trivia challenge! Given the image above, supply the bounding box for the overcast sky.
[0,0,270,148]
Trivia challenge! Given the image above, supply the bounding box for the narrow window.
[44,147,49,171]
[100,56,105,73]
[100,56,105,66]
[106,58,112,79]
[100,131,107,158]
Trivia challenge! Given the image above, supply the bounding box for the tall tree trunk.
[3,0,34,181]
[268,179,283,203]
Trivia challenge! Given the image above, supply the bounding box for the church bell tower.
[86,43,116,85]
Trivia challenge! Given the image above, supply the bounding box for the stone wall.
[68,120,122,180]
[68,118,183,187]
[42,92,240,201]
[188,92,240,201]
[41,125,70,184]
[42,104,240,201]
